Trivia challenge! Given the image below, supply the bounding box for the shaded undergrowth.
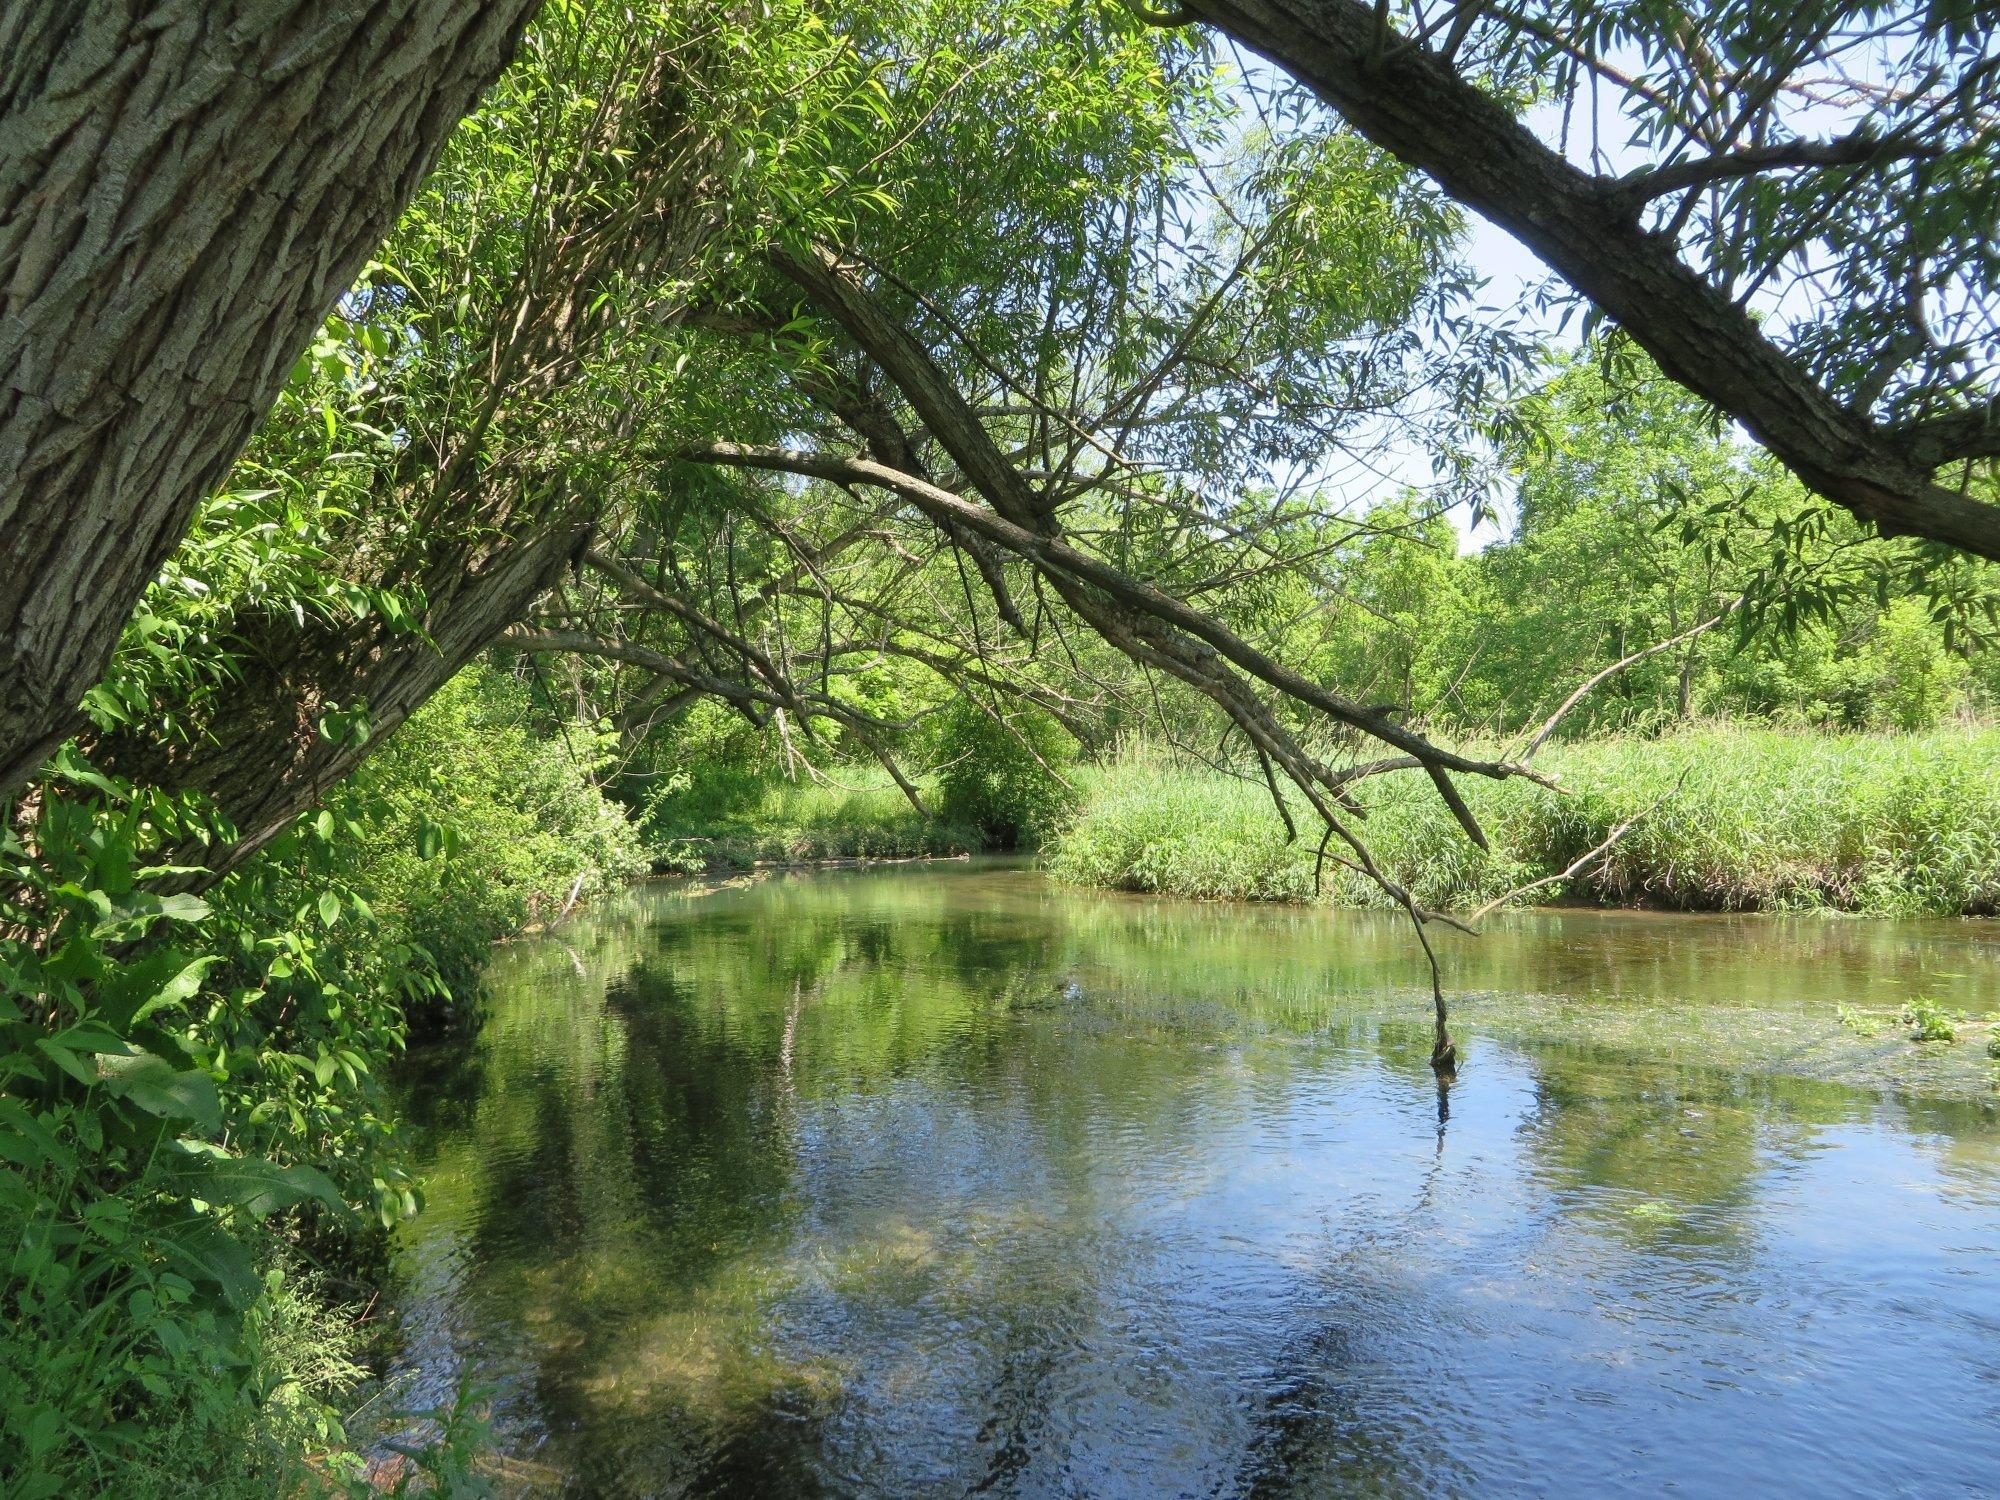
[641,765,983,869]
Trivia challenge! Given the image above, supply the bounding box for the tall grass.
[640,763,982,869]
[1048,726,2000,916]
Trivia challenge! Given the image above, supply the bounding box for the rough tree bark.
[0,0,544,805]
[88,21,721,878]
[1183,0,2000,561]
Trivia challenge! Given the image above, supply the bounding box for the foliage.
[336,666,647,1010]
[930,702,1078,850]
[1864,601,1973,731]
[1835,1005,1885,1038]
[1,755,382,1495]
[1902,998,1962,1044]
[640,761,980,869]
[9,0,2000,1485]
[1,668,639,1490]
[1288,356,2000,737]
[1455,0,1999,435]
[1051,727,2000,917]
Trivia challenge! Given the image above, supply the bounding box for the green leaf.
[130,956,219,1024]
[159,1221,262,1309]
[152,893,212,924]
[45,1021,133,1056]
[100,1054,221,1133]
[0,1099,75,1172]
[34,1039,101,1088]
[174,1155,354,1224]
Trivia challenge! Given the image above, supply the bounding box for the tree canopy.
[1182,0,2000,552]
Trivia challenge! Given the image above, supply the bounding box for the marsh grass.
[1048,726,2000,916]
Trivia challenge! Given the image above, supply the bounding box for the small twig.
[1461,769,1688,925]
[1517,601,1742,759]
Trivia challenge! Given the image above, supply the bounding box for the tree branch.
[687,439,1554,841]
[1185,0,2000,558]
[1895,399,2000,468]
[1518,600,1743,758]
[1611,133,1942,203]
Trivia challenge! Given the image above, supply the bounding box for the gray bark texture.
[0,0,541,804]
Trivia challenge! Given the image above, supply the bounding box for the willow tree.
[508,0,1565,1067]
[0,0,547,804]
[74,4,938,874]
[45,0,1988,1073]
[80,6,731,870]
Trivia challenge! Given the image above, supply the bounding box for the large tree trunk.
[91,22,722,878]
[0,0,542,805]
[1185,0,2000,562]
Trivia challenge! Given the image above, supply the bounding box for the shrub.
[1,756,389,1496]
[335,665,647,1010]
[1,665,644,1493]
[1865,598,1970,730]
[931,702,1077,850]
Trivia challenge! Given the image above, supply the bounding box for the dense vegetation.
[0,661,638,1493]
[1053,728,2000,916]
[4,0,1998,1490]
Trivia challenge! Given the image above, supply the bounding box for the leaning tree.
[0,0,546,804]
[503,4,1571,1067]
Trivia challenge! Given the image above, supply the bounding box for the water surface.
[387,863,2000,1496]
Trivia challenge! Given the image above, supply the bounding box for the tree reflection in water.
[383,863,2000,1496]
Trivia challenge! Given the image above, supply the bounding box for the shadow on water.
[384,863,2000,1497]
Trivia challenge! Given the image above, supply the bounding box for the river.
[382,861,2000,1496]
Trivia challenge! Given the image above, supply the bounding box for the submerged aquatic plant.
[1836,1004,1887,1038]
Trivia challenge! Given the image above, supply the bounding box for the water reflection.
[386,864,2000,1496]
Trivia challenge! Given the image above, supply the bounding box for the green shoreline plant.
[1,669,641,1496]
[1044,726,2000,918]
[638,725,2000,919]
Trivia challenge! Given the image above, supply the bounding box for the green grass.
[1047,725,2000,916]
[642,764,982,869]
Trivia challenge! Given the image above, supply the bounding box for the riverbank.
[1052,726,2000,916]
[0,669,647,1497]
[645,768,982,869]
[652,727,2000,917]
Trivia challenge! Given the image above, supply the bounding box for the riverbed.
[382,861,2000,1496]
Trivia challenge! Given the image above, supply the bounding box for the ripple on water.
[381,864,2000,1497]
